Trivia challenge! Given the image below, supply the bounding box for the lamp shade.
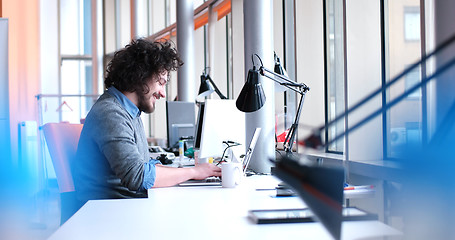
[274,59,285,75]
[196,74,215,101]
[236,68,266,112]
[273,54,288,92]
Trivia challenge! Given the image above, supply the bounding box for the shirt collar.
[107,86,141,118]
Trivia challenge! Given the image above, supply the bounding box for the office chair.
[42,122,83,225]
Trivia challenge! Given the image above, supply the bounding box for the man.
[74,38,221,203]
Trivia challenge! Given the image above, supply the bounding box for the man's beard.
[137,91,155,113]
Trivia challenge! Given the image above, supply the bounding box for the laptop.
[178,128,261,187]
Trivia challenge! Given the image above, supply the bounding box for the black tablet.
[248,207,377,224]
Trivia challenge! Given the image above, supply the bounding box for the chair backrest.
[43,123,83,193]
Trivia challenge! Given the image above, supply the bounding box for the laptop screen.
[242,128,261,172]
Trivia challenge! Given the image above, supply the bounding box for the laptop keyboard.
[204,176,221,182]
[178,176,221,187]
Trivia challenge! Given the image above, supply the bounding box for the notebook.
[241,128,261,173]
[178,128,261,187]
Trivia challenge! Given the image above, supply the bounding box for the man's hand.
[154,163,221,187]
[191,163,222,180]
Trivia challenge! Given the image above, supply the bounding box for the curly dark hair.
[104,38,183,94]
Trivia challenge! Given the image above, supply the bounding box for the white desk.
[48,175,401,240]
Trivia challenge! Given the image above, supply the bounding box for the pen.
[344,185,374,190]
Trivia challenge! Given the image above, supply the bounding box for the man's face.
[137,71,168,113]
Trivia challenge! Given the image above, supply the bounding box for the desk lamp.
[236,54,310,154]
[236,53,345,239]
[278,33,455,240]
[196,68,227,102]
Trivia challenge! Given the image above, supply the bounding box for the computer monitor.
[195,99,245,159]
[166,101,196,149]
[193,102,205,150]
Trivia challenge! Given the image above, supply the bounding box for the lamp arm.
[206,75,228,99]
[256,65,310,153]
[260,67,310,92]
[284,91,307,153]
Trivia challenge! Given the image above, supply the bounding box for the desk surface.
[48,175,401,240]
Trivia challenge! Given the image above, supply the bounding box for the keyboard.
[174,158,195,167]
[204,176,221,182]
[178,176,221,187]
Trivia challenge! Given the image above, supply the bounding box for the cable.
[217,141,241,166]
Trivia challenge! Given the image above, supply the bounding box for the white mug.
[221,162,242,188]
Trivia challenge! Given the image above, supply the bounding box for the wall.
[3,0,40,165]
[1,2,41,237]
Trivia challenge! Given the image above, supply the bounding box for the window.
[404,7,420,41]
[325,0,346,154]
[323,0,383,160]
[317,0,434,162]
[386,1,424,158]
[56,0,95,124]
[404,66,422,99]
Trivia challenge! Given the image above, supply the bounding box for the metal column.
[207,4,216,81]
[243,0,275,173]
[0,19,11,161]
[176,0,195,102]
[92,0,104,94]
[131,0,149,38]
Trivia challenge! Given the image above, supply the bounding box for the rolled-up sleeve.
[140,159,162,190]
